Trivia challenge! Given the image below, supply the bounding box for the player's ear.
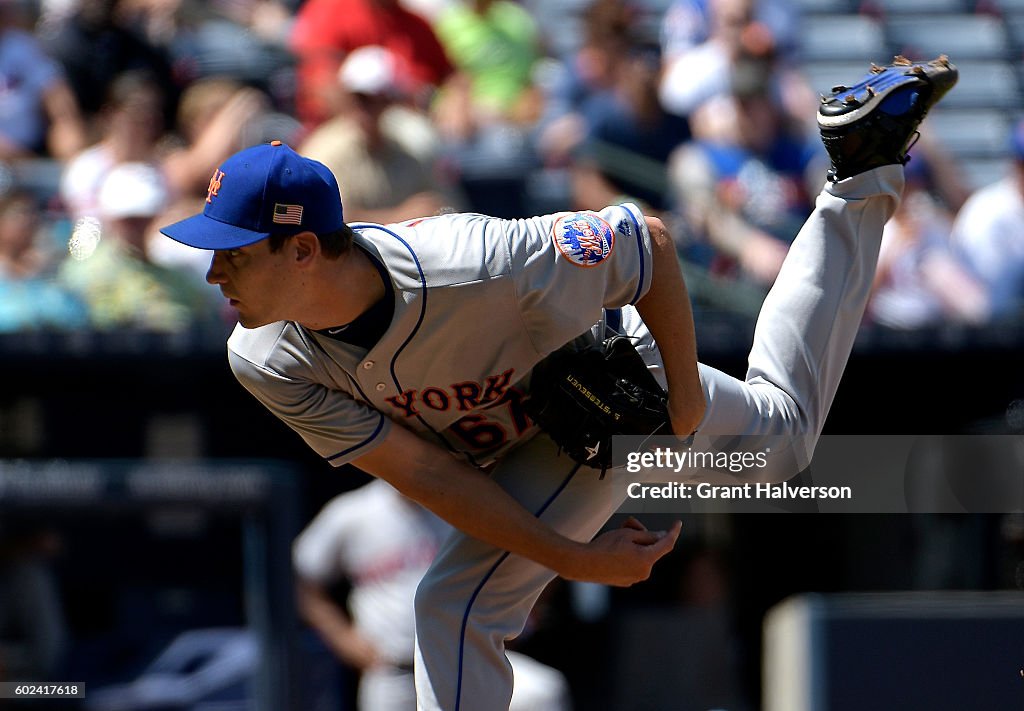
[291,231,320,266]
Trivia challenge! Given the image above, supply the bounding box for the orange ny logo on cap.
[206,169,226,203]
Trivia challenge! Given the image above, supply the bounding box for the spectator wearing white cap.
[298,45,462,224]
[59,71,170,222]
[58,162,217,332]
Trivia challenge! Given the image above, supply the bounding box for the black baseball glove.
[525,334,671,477]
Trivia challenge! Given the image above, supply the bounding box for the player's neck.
[294,246,385,331]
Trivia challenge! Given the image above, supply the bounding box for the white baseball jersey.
[227,204,659,469]
[293,480,573,711]
[293,479,451,664]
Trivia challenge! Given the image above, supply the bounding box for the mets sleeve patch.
[552,212,615,268]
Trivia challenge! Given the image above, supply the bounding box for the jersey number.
[449,389,531,450]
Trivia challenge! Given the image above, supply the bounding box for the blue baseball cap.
[160,141,344,250]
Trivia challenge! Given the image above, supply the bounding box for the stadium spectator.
[667,57,816,287]
[867,157,987,329]
[58,162,214,331]
[40,0,178,124]
[428,0,541,218]
[431,0,543,141]
[299,46,460,224]
[161,77,274,200]
[0,0,87,161]
[658,0,812,128]
[570,35,691,214]
[906,135,971,215]
[533,0,635,169]
[136,0,296,104]
[660,0,798,64]
[289,0,453,128]
[146,77,287,280]
[949,120,1024,322]
[0,188,87,332]
[59,70,169,221]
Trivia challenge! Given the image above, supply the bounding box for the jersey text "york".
[385,369,515,417]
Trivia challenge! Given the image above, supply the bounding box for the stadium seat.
[935,60,1022,108]
[989,0,1024,11]
[791,0,854,14]
[799,15,888,61]
[925,108,1016,158]
[1001,12,1024,48]
[886,14,1011,60]
[960,157,1012,189]
[869,0,970,12]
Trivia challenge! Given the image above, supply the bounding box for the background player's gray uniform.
[229,167,903,710]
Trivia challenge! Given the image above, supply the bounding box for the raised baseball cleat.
[818,55,958,181]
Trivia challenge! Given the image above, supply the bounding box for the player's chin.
[234,309,271,330]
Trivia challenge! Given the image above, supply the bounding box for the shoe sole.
[818,55,958,130]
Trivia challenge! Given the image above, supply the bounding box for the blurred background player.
[293,478,572,711]
[0,521,68,685]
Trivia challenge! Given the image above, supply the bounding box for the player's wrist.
[550,539,593,582]
[668,386,705,436]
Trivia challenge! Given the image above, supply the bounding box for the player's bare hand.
[564,518,682,587]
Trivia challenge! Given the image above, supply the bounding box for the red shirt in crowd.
[290,0,454,126]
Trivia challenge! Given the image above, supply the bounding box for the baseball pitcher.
[162,56,957,710]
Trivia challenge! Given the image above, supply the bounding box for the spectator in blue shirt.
[0,1,86,160]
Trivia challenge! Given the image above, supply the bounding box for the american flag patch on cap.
[273,203,303,225]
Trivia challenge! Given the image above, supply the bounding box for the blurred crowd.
[1,0,1022,335]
